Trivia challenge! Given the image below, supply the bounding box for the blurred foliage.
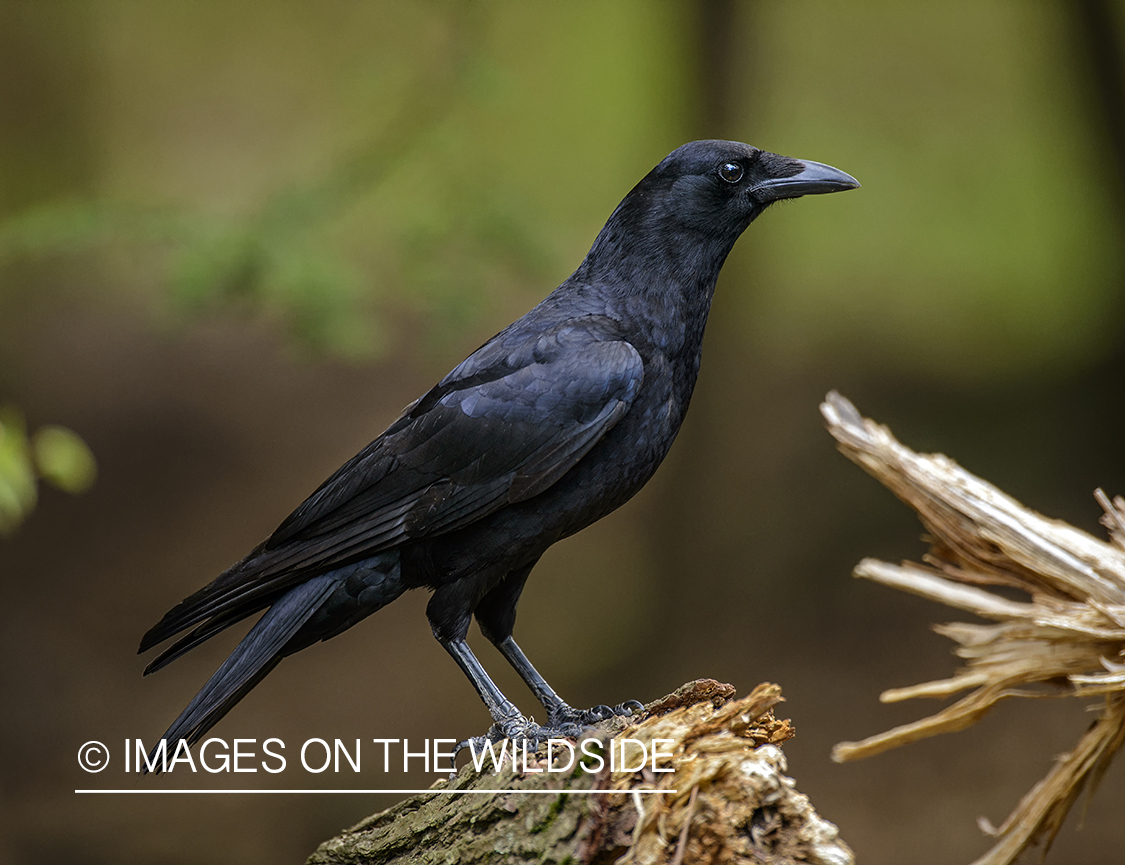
[0,2,688,362]
[0,2,1117,380]
[0,3,553,360]
[0,407,96,536]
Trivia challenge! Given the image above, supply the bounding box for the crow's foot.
[452,712,556,773]
[450,701,645,777]
[547,699,644,728]
[451,703,643,776]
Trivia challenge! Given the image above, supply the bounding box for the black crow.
[140,140,858,756]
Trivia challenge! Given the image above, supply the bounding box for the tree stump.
[308,680,853,865]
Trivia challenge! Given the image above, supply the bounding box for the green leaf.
[32,425,97,494]
[0,409,37,535]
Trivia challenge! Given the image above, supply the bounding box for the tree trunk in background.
[1071,0,1125,209]
[640,0,753,648]
[1070,0,1125,377]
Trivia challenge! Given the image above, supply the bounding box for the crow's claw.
[450,700,646,777]
[451,714,559,776]
[548,698,645,728]
[587,704,615,721]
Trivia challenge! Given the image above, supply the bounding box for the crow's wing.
[142,314,643,649]
[269,314,643,555]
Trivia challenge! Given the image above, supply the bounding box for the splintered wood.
[609,682,850,865]
[308,681,854,865]
[821,391,1125,865]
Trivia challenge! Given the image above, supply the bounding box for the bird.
[140,140,858,759]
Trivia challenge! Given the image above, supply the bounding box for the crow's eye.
[718,162,744,184]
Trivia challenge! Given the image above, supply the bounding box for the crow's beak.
[754,158,860,203]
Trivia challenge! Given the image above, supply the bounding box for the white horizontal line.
[75,788,676,795]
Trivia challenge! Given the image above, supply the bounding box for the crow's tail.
[145,574,338,773]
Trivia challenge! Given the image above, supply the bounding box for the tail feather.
[138,550,268,654]
[142,595,278,676]
[145,574,338,772]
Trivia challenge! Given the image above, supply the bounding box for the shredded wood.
[607,682,853,865]
[821,391,1125,865]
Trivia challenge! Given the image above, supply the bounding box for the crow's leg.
[495,635,643,728]
[439,637,563,763]
[428,581,553,762]
[440,637,529,734]
[474,563,643,730]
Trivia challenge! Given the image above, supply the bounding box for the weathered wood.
[821,391,1125,865]
[309,681,853,865]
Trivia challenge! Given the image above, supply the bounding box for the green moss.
[528,792,569,835]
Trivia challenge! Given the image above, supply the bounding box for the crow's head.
[580,139,857,289]
[645,139,859,239]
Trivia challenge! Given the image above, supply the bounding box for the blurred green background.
[3,1,1124,863]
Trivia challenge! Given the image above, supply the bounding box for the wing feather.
[142,315,643,649]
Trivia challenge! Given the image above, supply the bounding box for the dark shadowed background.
[3,2,1124,863]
